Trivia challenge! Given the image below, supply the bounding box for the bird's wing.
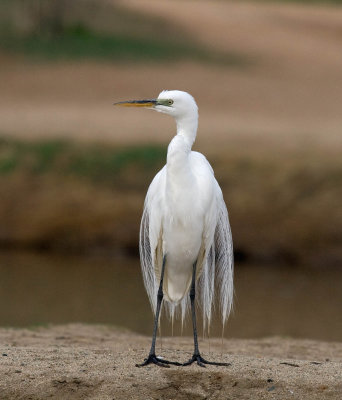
[212,182,234,325]
[190,152,234,328]
[139,166,166,314]
[199,180,234,330]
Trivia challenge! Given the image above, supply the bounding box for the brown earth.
[0,324,342,399]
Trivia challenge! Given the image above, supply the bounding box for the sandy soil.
[1,1,342,153]
[0,324,341,399]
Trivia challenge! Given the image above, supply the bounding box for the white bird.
[115,90,233,367]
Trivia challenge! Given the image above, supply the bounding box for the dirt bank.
[1,141,341,265]
[0,324,341,399]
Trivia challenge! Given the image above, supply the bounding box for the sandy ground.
[0,324,341,399]
[1,1,342,153]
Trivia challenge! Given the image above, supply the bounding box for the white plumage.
[138,90,234,332]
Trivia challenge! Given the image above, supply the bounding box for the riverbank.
[1,139,341,266]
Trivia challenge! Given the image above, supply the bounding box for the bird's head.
[114,90,198,120]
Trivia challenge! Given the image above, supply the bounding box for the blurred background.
[0,0,341,341]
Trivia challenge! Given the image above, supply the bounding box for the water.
[0,251,341,341]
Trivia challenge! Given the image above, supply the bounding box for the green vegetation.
[0,1,246,65]
[0,137,166,187]
[0,24,244,65]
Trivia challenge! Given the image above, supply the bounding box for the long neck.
[166,113,198,182]
[175,113,198,148]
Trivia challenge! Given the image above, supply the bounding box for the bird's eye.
[168,99,174,106]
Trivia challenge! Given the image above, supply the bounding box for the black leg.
[136,255,181,368]
[182,261,230,368]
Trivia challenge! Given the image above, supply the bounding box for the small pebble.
[267,386,276,392]
[280,362,299,367]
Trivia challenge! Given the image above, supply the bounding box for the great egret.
[114,90,234,367]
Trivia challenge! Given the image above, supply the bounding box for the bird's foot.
[182,353,230,368]
[136,353,181,368]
